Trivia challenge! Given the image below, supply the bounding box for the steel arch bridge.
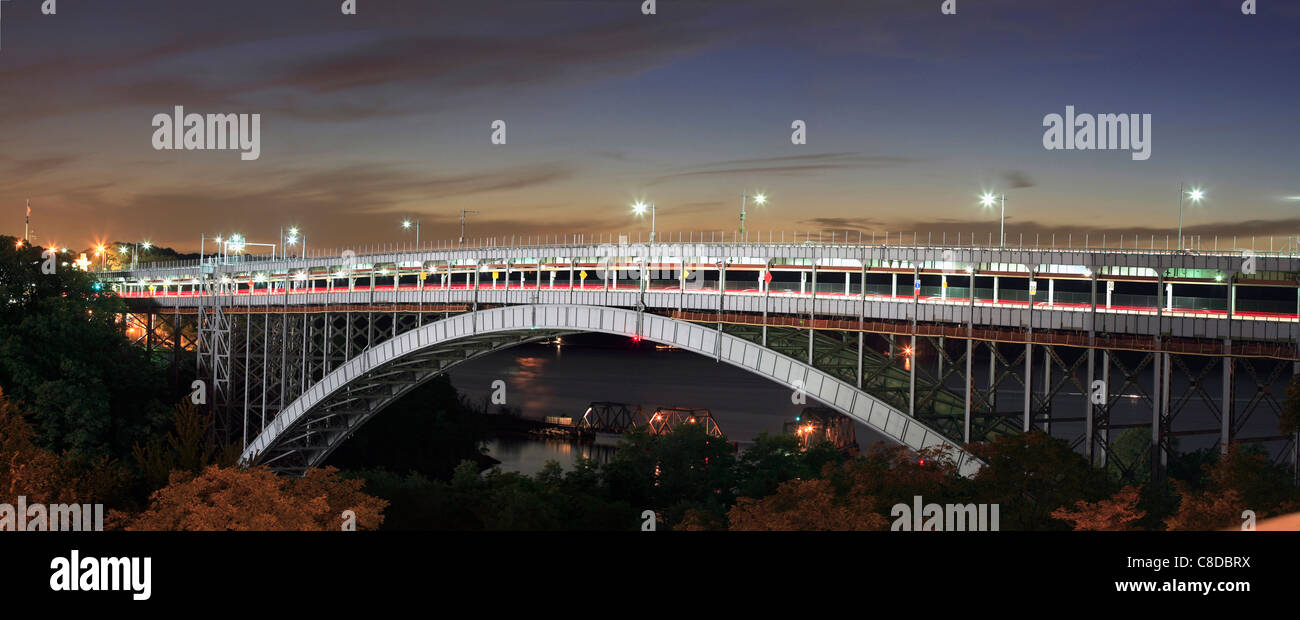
[101,237,1300,482]
[239,305,978,476]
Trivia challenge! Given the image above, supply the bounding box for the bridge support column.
[1087,269,1098,465]
[243,315,251,450]
[260,312,270,437]
[1152,350,1171,483]
[937,336,944,380]
[1043,346,1052,434]
[988,342,997,416]
[1023,343,1033,432]
[857,332,864,390]
[1024,271,1035,432]
[909,262,918,416]
[1153,272,1166,483]
[763,259,772,347]
[808,263,816,365]
[964,337,972,444]
[719,261,727,362]
[965,266,975,443]
[1101,350,1110,468]
[1223,273,1234,452]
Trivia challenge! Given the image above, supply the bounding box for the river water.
[448,333,816,474]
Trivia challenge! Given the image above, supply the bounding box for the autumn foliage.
[1051,486,1146,531]
[728,478,887,531]
[1164,445,1300,531]
[127,465,387,531]
[0,388,129,507]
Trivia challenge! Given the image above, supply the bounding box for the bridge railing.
[98,230,1300,274]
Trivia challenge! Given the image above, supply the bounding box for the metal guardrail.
[97,230,1300,273]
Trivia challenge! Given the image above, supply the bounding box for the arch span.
[241,305,980,476]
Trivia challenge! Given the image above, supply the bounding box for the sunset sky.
[1,0,1297,252]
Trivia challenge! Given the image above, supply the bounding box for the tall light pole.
[131,241,152,269]
[1178,184,1204,250]
[633,201,656,242]
[980,192,1006,247]
[739,192,767,238]
[401,219,420,247]
[460,209,479,244]
[284,227,304,258]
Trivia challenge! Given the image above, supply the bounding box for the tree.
[132,401,240,491]
[601,423,736,528]
[1165,444,1300,530]
[728,478,887,531]
[966,432,1115,531]
[1051,486,1146,531]
[126,465,387,531]
[0,236,174,460]
[0,388,130,508]
[733,432,844,499]
[1165,486,1246,531]
[837,443,968,513]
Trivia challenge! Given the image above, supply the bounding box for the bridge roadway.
[101,241,1300,477]
[106,241,1300,348]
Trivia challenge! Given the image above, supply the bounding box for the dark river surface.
[449,333,817,474]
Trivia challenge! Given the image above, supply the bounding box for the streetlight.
[402,219,420,247]
[283,226,305,258]
[980,192,1006,247]
[1178,184,1204,250]
[460,209,479,244]
[739,192,767,238]
[127,241,152,269]
[633,201,656,242]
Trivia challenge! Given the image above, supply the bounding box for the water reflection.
[483,435,618,476]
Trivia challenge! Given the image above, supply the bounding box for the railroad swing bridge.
[580,402,724,438]
[101,239,1300,481]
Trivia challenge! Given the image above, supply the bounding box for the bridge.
[580,402,724,438]
[98,235,1300,480]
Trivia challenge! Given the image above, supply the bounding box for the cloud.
[1002,170,1036,189]
[0,154,80,178]
[652,153,924,183]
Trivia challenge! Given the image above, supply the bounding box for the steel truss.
[141,298,1296,484]
[700,316,1296,484]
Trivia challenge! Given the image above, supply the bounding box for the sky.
[1,0,1298,252]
